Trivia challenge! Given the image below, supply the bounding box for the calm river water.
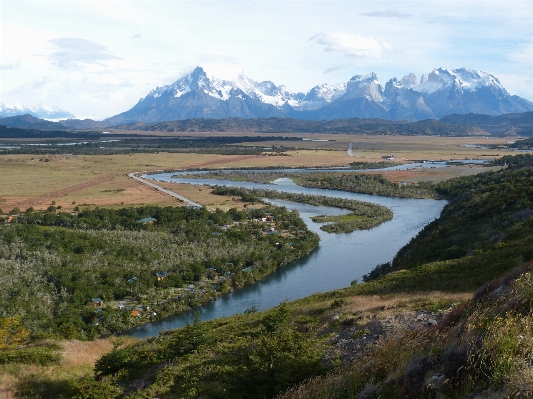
[124,171,446,338]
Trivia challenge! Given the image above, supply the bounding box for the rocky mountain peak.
[103,66,533,124]
[400,73,417,87]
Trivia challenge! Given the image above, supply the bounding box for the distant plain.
[0,134,511,212]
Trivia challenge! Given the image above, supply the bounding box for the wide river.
[124,168,447,338]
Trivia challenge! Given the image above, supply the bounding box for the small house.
[92,298,103,307]
[130,309,141,317]
[264,214,276,222]
[285,242,294,249]
[155,272,168,281]
[137,217,157,225]
[127,277,138,284]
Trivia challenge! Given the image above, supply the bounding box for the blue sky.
[1,0,532,119]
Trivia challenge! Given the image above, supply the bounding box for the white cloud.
[47,38,121,67]
[508,42,533,65]
[323,63,354,74]
[360,10,411,19]
[309,32,391,59]
[0,61,20,70]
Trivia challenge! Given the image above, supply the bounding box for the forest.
[0,205,318,339]
[114,117,480,136]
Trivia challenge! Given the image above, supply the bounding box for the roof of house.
[155,272,168,278]
[92,298,103,303]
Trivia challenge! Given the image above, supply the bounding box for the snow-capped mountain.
[0,103,74,119]
[300,82,347,110]
[105,66,533,124]
[407,68,533,117]
[106,65,296,124]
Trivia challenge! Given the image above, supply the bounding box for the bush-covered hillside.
[0,205,318,339]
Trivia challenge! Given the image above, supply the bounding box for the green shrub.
[0,346,61,365]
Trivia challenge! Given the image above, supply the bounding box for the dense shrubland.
[0,205,318,339]
[299,172,436,198]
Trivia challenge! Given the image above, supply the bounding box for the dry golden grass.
[0,135,511,212]
[59,338,118,368]
[0,337,134,399]
[316,291,473,318]
[370,165,504,184]
[154,182,263,211]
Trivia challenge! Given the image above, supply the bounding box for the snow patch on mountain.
[411,68,506,94]
[146,63,305,108]
[0,103,74,119]
[114,64,532,123]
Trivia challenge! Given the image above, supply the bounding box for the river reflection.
[124,173,446,338]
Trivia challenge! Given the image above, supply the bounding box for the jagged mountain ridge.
[0,103,74,119]
[105,66,533,124]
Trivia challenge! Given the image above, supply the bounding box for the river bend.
[124,172,446,338]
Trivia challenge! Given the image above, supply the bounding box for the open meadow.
[0,134,510,212]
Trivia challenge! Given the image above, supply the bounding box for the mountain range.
[0,103,74,119]
[104,66,533,124]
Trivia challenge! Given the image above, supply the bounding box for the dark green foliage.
[0,132,296,156]
[300,172,436,198]
[0,205,318,337]
[491,153,533,169]
[261,303,291,332]
[90,305,326,399]
[186,170,436,198]
[71,376,123,399]
[348,161,400,169]
[358,154,533,294]
[114,117,478,136]
[0,345,61,365]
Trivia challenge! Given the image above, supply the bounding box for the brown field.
[0,337,132,399]
[0,135,514,212]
